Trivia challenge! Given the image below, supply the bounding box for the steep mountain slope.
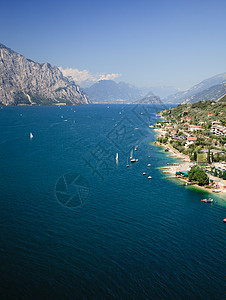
[84,80,144,103]
[0,43,89,105]
[164,73,226,104]
[217,93,226,103]
[182,81,226,104]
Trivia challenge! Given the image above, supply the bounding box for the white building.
[211,124,226,136]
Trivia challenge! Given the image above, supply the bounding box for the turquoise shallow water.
[0,104,225,299]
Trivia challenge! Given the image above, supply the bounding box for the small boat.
[148,176,152,179]
[135,145,138,151]
[223,218,226,223]
[116,153,119,163]
[30,132,33,139]
[201,198,213,203]
[148,155,151,158]
[147,164,151,167]
[143,172,146,175]
[135,159,139,162]
[130,158,136,163]
[126,164,130,168]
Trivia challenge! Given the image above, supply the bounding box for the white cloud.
[59,67,121,84]
[99,73,121,81]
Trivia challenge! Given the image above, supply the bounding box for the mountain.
[84,80,145,103]
[149,86,182,99]
[182,81,226,104]
[0,43,89,105]
[164,72,226,104]
[217,94,226,103]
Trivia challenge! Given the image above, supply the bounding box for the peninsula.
[154,97,226,194]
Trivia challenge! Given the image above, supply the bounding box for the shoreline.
[153,128,226,196]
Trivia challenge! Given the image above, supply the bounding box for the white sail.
[116,153,118,161]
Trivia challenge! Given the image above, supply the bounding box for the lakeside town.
[153,97,226,195]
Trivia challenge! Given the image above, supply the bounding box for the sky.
[1,0,226,90]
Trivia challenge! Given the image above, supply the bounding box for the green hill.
[162,100,226,125]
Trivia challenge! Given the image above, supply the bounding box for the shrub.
[188,167,209,186]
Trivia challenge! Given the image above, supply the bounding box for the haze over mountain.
[0,44,89,106]
[84,80,146,103]
[181,80,226,104]
[163,72,226,104]
[148,86,182,99]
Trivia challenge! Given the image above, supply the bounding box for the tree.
[223,171,226,180]
[211,152,214,162]
[188,167,197,181]
[215,153,220,162]
[193,152,197,161]
[188,167,209,186]
[207,148,211,164]
[214,170,218,177]
[197,170,209,186]
[219,170,223,178]
[163,137,168,144]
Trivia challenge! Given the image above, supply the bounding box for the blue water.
[0,105,225,299]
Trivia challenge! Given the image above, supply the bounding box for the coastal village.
[153,96,226,195]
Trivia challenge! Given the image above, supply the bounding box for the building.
[186,136,197,147]
[188,125,203,132]
[212,121,221,125]
[171,129,177,135]
[211,124,226,136]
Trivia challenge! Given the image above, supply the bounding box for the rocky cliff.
[0,44,89,105]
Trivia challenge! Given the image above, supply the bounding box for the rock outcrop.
[0,43,89,105]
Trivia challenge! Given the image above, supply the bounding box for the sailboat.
[126,156,129,167]
[116,153,119,164]
[30,132,33,139]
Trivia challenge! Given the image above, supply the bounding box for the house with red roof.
[188,125,203,132]
[186,136,197,147]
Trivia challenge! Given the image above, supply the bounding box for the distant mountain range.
[181,80,226,104]
[0,43,89,105]
[84,73,226,105]
[0,42,225,106]
[83,80,145,103]
[148,86,182,99]
[163,73,226,104]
